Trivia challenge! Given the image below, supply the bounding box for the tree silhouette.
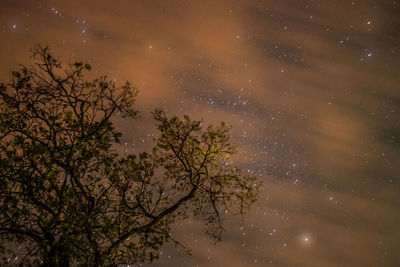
[0,46,261,266]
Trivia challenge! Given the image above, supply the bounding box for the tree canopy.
[0,46,261,266]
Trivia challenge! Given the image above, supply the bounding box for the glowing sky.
[1,0,400,266]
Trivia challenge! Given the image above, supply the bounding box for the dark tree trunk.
[59,252,70,267]
[40,246,56,267]
[40,247,70,267]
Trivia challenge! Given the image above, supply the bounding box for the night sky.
[1,0,400,266]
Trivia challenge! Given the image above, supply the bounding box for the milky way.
[1,0,400,266]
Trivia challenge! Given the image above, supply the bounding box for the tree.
[0,46,261,266]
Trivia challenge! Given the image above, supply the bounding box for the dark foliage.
[0,46,261,266]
